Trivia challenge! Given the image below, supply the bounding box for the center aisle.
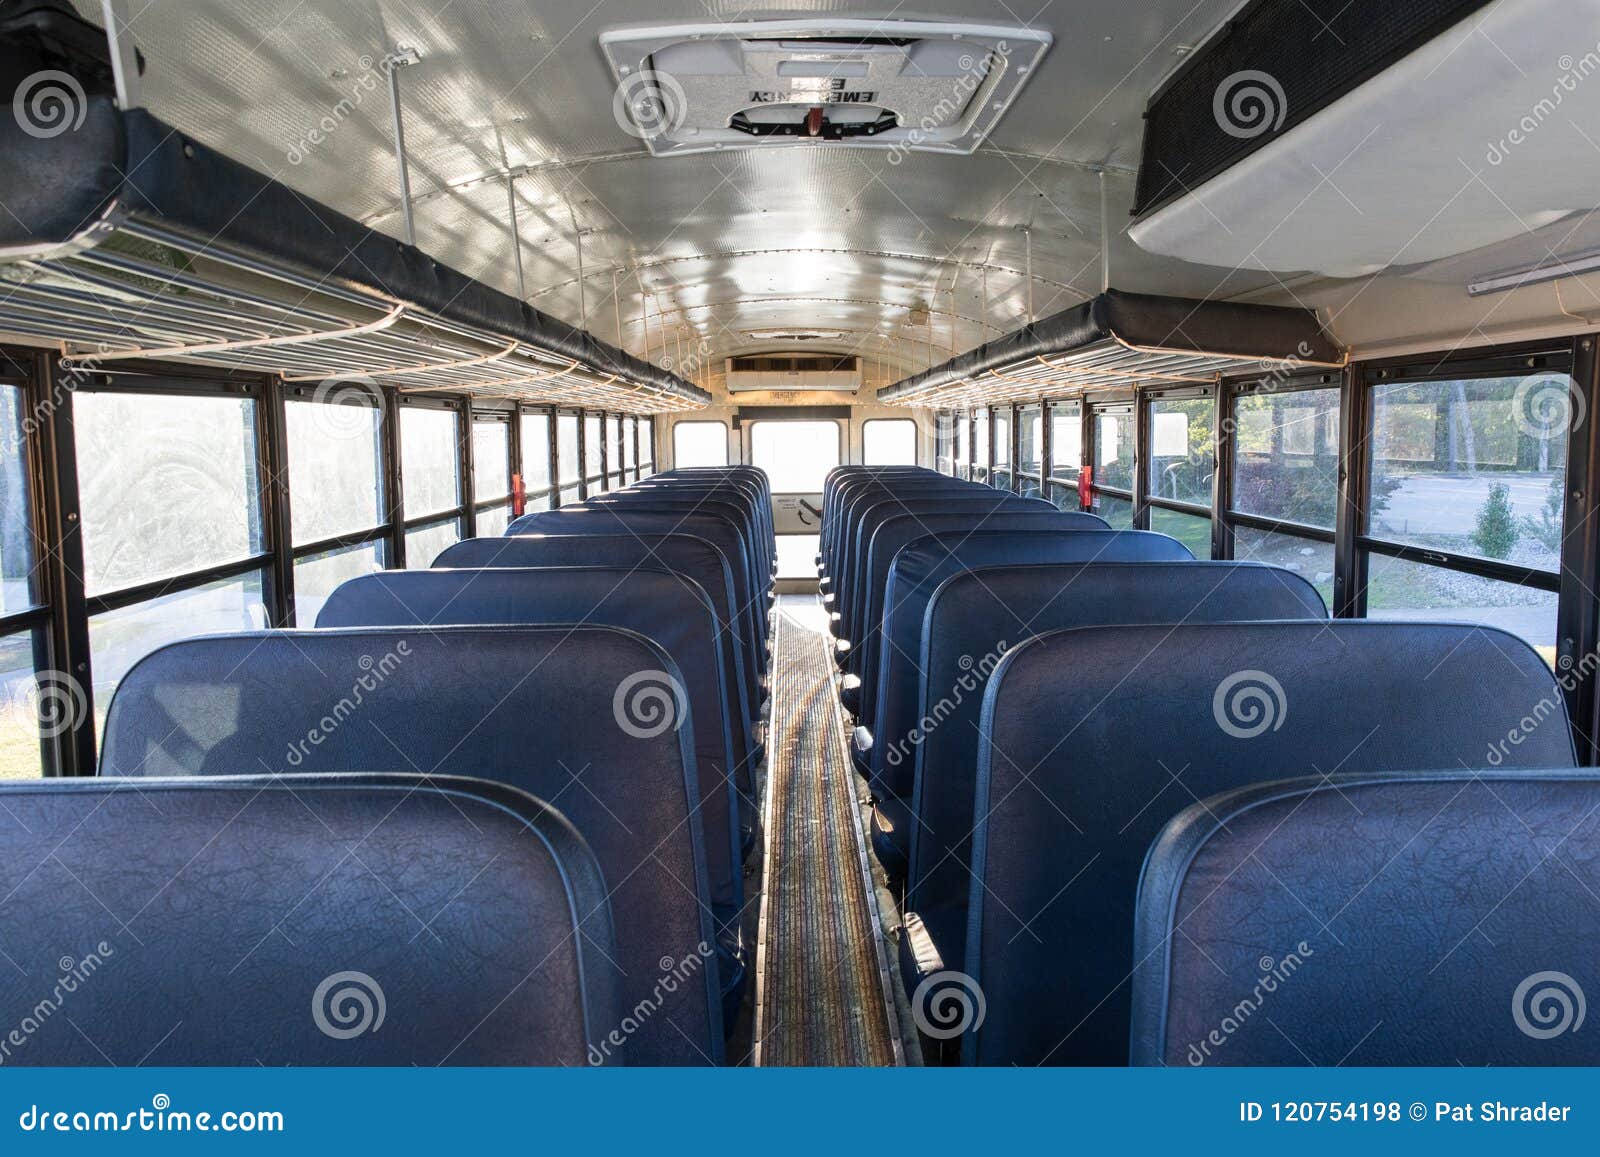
[753,595,902,1066]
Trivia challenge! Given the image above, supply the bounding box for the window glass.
[751,421,841,492]
[400,406,459,520]
[90,573,269,737]
[639,418,654,468]
[1094,409,1135,491]
[294,541,384,626]
[1149,397,1215,507]
[674,421,728,468]
[1047,481,1080,512]
[476,503,511,537]
[285,397,383,545]
[1368,374,1569,572]
[0,386,38,614]
[559,485,582,507]
[472,419,511,502]
[1234,527,1335,610]
[624,418,638,472]
[1366,551,1558,664]
[1018,409,1041,475]
[76,392,261,595]
[520,413,551,493]
[993,411,1011,467]
[1093,492,1135,529]
[1050,406,1082,479]
[1150,505,1211,558]
[557,414,581,485]
[0,629,45,779]
[608,415,626,484]
[973,410,990,472]
[992,469,1013,492]
[864,419,917,465]
[584,414,603,480]
[1232,387,1341,529]
[405,517,460,569]
[954,413,969,466]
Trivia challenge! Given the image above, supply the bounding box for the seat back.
[99,625,723,1065]
[967,621,1578,1066]
[865,528,1193,756]
[853,508,1107,688]
[434,533,755,731]
[315,566,747,920]
[508,508,763,666]
[904,562,1326,923]
[0,775,619,1065]
[1132,771,1600,1066]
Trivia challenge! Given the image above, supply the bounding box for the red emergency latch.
[1078,466,1093,512]
[512,473,526,518]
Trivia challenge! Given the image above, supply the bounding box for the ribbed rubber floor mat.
[755,597,899,1066]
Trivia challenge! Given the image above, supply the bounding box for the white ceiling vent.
[600,19,1051,157]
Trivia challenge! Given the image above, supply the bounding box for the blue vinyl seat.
[314,565,754,1005]
[895,561,1326,1000]
[0,775,620,1065]
[98,625,725,1065]
[961,621,1578,1066]
[1132,771,1600,1066]
[860,529,1193,825]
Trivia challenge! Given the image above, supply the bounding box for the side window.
[1363,372,1566,661]
[556,412,581,505]
[1146,394,1216,558]
[470,415,513,535]
[520,411,552,504]
[79,389,270,730]
[1229,383,1340,608]
[284,391,387,624]
[401,405,462,569]
[1045,401,1083,512]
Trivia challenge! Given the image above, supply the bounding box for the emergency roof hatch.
[600,18,1051,156]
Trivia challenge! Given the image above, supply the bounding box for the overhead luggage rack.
[874,289,1345,408]
[0,20,708,412]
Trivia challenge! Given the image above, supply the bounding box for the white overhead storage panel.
[1127,0,1600,279]
[600,18,1051,156]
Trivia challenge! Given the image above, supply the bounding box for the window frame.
[396,395,469,562]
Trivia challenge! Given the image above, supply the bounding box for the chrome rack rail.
[875,289,1346,408]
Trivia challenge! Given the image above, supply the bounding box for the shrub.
[1472,481,1518,559]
